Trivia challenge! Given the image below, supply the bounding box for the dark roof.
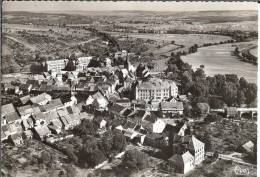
[123,120,136,130]
[109,103,125,114]
[43,98,63,112]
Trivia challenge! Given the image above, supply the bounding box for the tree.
[89,149,107,167]
[112,132,127,153]
[237,90,246,105]
[64,165,77,177]
[245,83,257,105]
[64,147,78,164]
[222,82,238,106]
[122,149,148,171]
[209,97,224,109]
[40,151,51,164]
[73,119,96,136]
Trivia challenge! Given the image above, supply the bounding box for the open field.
[181,43,257,83]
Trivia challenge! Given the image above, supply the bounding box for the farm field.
[118,33,231,46]
[113,32,232,61]
[181,43,257,83]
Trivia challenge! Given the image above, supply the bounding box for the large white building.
[46,57,92,72]
[76,57,92,71]
[136,78,178,102]
[46,59,68,72]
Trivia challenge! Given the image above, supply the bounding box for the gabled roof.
[34,125,51,137]
[67,105,81,115]
[43,98,63,112]
[30,93,51,105]
[17,105,41,116]
[20,95,31,105]
[57,108,70,117]
[6,113,21,123]
[109,103,126,114]
[1,103,16,116]
[123,120,136,130]
[161,101,183,111]
[169,151,194,165]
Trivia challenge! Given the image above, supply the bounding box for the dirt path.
[5,35,36,51]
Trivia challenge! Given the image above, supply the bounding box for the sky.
[3,1,258,12]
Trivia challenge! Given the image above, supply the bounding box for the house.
[225,107,238,118]
[86,91,109,111]
[242,141,254,153]
[77,112,94,120]
[57,107,70,117]
[9,133,24,146]
[17,105,41,120]
[19,95,31,105]
[3,83,15,94]
[60,114,80,130]
[183,135,205,165]
[19,83,33,94]
[143,133,164,148]
[178,124,188,137]
[160,101,184,117]
[168,151,195,174]
[2,125,11,138]
[136,78,178,102]
[76,57,92,71]
[108,103,127,118]
[32,113,47,126]
[33,125,52,141]
[60,116,70,130]
[115,50,128,59]
[128,109,148,124]
[1,103,21,125]
[66,105,81,115]
[30,93,52,106]
[115,98,131,107]
[45,110,60,123]
[153,119,166,133]
[46,59,68,72]
[43,98,64,112]
[22,130,33,140]
[60,95,77,107]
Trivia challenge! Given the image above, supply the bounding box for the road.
[206,152,256,168]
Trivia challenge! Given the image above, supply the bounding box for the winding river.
[181,43,257,83]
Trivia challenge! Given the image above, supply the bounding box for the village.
[1,48,257,176]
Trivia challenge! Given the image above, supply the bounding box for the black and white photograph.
[1,1,258,177]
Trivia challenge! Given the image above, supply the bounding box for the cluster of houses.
[1,92,93,146]
[1,52,205,174]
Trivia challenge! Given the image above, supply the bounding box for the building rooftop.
[137,78,177,90]
[161,102,183,110]
[1,103,16,116]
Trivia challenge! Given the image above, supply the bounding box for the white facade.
[191,136,205,165]
[136,79,178,102]
[46,59,68,72]
[182,151,195,174]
